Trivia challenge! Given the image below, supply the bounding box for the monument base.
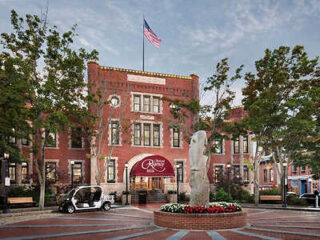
[154,210,247,230]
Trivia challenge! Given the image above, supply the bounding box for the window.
[292,165,297,173]
[46,162,57,182]
[244,166,249,181]
[110,96,120,107]
[172,128,181,148]
[270,168,274,182]
[46,132,57,147]
[111,121,120,145]
[301,166,306,173]
[134,123,141,145]
[234,137,240,154]
[72,162,83,183]
[9,163,16,183]
[107,159,116,183]
[243,135,249,153]
[71,128,82,148]
[133,95,141,111]
[233,165,240,179]
[153,124,160,146]
[214,139,223,154]
[177,161,184,182]
[21,138,29,146]
[143,96,151,112]
[144,124,151,146]
[214,165,223,183]
[263,169,268,182]
[21,162,29,183]
[9,136,16,144]
[153,97,160,113]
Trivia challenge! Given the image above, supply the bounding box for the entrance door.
[151,177,162,190]
[300,180,307,195]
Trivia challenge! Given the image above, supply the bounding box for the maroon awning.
[130,155,175,177]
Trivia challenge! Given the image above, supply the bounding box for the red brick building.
[3,63,256,203]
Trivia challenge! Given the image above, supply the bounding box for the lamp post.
[176,164,180,203]
[227,164,231,202]
[282,162,287,208]
[2,152,10,213]
[71,160,74,189]
[125,162,129,205]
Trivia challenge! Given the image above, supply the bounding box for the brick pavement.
[0,204,320,239]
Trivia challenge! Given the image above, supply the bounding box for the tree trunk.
[39,179,45,210]
[254,157,260,206]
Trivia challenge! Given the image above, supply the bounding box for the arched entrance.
[125,154,175,203]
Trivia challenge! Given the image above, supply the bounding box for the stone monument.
[189,130,209,206]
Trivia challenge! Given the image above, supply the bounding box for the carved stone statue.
[189,130,209,206]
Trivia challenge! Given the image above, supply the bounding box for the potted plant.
[121,190,131,205]
[166,190,177,203]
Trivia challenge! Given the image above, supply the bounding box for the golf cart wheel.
[102,202,111,211]
[67,205,75,214]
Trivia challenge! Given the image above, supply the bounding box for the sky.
[1,0,319,105]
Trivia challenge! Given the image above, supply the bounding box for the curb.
[241,204,320,212]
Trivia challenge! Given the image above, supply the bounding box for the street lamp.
[176,164,180,203]
[125,162,129,205]
[227,163,231,202]
[2,152,10,213]
[282,162,287,208]
[71,160,74,189]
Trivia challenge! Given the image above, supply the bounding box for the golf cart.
[59,185,114,214]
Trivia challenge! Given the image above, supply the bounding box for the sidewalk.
[240,203,320,212]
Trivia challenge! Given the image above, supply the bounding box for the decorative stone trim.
[108,94,121,108]
[154,210,247,230]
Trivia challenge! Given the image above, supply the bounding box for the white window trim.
[131,120,163,148]
[130,92,163,114]
[170,128,183,149]
[213,139,225,155]
[45,132,59,149]
[108,119,122,146]
[174,159,186,183]
[105,157,118,183]
[45,159,59,182]
[108,94,121,108]
[68,159,85,183]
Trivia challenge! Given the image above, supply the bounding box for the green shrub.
[168,190,177,194]
[209,191,215,202]
[179,192,186,202]
[287,195,308,206]
[232,187,251,202]
[7,185,53,206]
[215,188,231,201]
[259,188,280,195]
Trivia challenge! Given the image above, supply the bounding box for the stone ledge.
[154,210,247,230]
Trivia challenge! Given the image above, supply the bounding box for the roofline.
[88,61,195,80]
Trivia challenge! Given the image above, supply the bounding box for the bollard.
[316,195,319,208]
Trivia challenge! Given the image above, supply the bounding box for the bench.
[260,195,282,202]
[8,197,35,207]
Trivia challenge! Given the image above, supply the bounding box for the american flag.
[144,19,161,48]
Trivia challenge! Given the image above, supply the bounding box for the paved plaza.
[1,204,320,239]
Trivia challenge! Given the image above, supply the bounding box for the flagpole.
[142,15,145,71]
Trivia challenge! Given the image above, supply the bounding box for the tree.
[0,10,98,209]
[242,46,319,205]
[83,76,131,185]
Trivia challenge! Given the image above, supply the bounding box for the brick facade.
[154,210,247,230]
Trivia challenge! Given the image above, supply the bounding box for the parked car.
[59,185,114,214]
[300,192,320,205]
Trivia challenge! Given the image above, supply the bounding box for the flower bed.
[160,202,242,214]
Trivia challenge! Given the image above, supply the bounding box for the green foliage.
[7,185,53,206]
[0,9,98,209]
[168,190,177,194]
[209,191,215,202]
[259,189,281,195]
[287,195,308,206]
[215,188,231,201]
[179,192,187,202]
